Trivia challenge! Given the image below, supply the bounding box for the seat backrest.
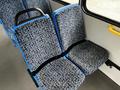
[23,0,52,16]
[0,0,28,39]
[0,0,52,30]
[12,14,61,71]
[0,0,52,46]
[0,0,28,29]
[53,4,86,51]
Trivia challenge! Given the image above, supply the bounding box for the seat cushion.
[38,57,85,90]
[53,4,86,51]
[67,41,109,75]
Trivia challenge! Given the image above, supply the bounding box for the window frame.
[81,0,120,27]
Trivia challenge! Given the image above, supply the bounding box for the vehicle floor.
[0,40,120,90]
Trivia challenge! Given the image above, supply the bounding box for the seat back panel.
[0,0,52,46]
[0,0,28,29]
[53,4,86,51]
[0,0,29,45]
[13,15,61,71]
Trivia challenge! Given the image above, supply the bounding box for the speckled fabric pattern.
[53,4,86,51]
[39,57,85,90]
[0,0,52,46]
[0,0,28,40]
[68,41,109,75]
[0,0,27,29]
[14,15,61,71]
[14,15,85,89]
[24,0,52,16]
[53,4,109,75]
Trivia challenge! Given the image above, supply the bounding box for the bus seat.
[23,0,52,16]
[0,0,52,47]
[0,0,28,45]
[12,9,85,89]
[52,4,109,75]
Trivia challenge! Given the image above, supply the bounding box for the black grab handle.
[15,8,45,26]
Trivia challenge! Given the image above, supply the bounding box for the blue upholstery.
[23,0,52,16]
[12,15,85,89]
[52,4,109,75]
[0,0,52,47]
[0,0,28,44]
[52,4,86,51]
[67,41,109,75]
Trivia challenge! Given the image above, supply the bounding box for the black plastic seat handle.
[15,8,45,26]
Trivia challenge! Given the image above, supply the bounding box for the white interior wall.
[50,0,120,86]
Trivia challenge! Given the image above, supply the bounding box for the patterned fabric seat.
[12,14,85,90]
[0,0,28,43]
[0,0,52,46]
[52,4,109,75]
